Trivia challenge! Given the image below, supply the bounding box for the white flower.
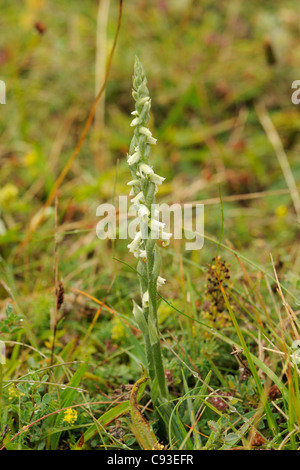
[157,276,166,288]
[127,179,140,187]
[142,290,149,308]
[138,249,147,258]
[139,127,157,145]
[161,230,172,240]
[150,173,165,185]
[149,218,165,232]
[137,163,154,179]
[161,230,172,246]
[131,191,145,205]
[137,204,150,222]
[147,135,157,145]
[127,231,142,256]
[139,126,152,138]
[127,147,141,165]
[130,117,140,127]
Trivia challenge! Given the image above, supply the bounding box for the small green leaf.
[129,372,158,450]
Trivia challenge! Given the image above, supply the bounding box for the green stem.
[144,243,168,405]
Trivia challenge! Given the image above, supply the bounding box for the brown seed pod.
[34,21,47,35]
[56,281,65,311]
[209,391,232,412]
[251,432,265,447]
[268,384,281,400]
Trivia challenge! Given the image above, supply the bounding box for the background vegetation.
[0,0,300,450]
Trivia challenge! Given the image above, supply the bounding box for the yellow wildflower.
[8,385,25,401]
[152,442,165,450]
[275,205,287,218]
[23,150,38,167]
[62,408,78,425]
[111,318,125,341]
[0,184,19,208]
